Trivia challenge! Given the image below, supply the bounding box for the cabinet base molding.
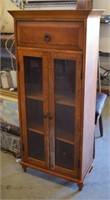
[20,160,93,191]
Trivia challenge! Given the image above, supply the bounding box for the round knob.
[44,33,51,42]
[49,114,53,120]
[43,113,48,119]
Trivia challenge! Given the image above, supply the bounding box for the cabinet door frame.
[17,48,49,168]
[48,51,82,177]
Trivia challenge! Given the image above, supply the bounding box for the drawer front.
[17,21,84,50]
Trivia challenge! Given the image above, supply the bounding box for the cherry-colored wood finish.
[9,8,103,190]
[17,21,84,50]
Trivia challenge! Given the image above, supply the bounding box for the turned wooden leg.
[77,182,84,191]
[22,165,27,172]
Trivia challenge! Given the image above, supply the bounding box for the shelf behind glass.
[56,131,75,144]
[26,84,43,100]
[28,121,44,135]
[26,90,43,100]
[55,93,75,106]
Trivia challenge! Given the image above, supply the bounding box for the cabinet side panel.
[81,17,100,179]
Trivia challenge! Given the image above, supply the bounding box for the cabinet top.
[8,10,104,21]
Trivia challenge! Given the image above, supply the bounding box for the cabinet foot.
[22,165,27,172]
[77,182,84,191]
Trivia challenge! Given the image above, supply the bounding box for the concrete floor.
[0,97,110,200]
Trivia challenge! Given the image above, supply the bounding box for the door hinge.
[80,70,83,80]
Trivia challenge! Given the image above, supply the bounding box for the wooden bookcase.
[9,9,103,190]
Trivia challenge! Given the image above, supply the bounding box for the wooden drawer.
[17,21,84,50]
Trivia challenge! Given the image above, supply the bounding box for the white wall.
[0,0,20,33]
[93,0,110,53]
[93,0,110,15]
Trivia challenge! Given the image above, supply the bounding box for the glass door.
[18,49,49,168]
[55,59,75,170]
[49,52,82,176]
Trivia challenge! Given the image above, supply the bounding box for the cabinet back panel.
[28,131,45,161]
[55,140,74,170]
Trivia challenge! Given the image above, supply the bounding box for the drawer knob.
[44,33,51,42]
[43,113,48,119]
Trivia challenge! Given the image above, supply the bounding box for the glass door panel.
[26,99,43,134]
[55,104,75,143]
[24,56,44,161]
[28,130,44,161]
[54,58,76,170]
[55,141,74,170]
[55,59,76,106]
[24,56,43,100]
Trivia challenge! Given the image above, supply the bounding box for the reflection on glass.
[55,104,75,142]
[26,99,44,133]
